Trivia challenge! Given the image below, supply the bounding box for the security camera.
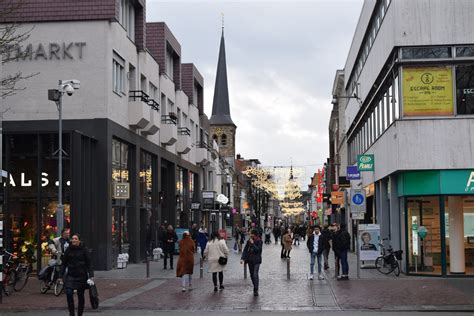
[62,79,80,90]
[64,84,75,96]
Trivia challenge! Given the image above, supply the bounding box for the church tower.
[210,28,237,163]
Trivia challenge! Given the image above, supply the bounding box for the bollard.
[244,263,248,279]
[146,251,150,278]
[287,258,290,280]
[200,257,204,279]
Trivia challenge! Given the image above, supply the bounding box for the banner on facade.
[331,191,345,205]
[358,224,380,261]
[402,66,454,117]
[347,166,361,179]
[357,155,374,171]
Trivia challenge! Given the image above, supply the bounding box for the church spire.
[210,24,235,126]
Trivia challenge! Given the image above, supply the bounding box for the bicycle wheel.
[40,280,50,294]
[393,261,400,276]
[54,281,64,296]
[14,266,30,291]
[375,256,392,274]
[4,269,17,296]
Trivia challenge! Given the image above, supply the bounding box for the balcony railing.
[161,112,177,125]
[178,127,191,136]
[129,90,160,112]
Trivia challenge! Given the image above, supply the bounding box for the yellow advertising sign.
[402,66,453,116]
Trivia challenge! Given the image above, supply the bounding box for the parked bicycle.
[38,256,64,296]
[14,257,32,292]
[375,239,403,276]
[1,249,18,296]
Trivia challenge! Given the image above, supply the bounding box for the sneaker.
[219,285,224,290]
[309,274,314,280]
[181,287,186,292]
[318,274,325,280]
[342,275,349,280]
[188,285,193,291]
[163,267,167,270]
[214,286,218,292]
[254,289,259,297]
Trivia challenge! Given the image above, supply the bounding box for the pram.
[264,234,271,244]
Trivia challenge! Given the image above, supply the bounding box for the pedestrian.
[58,233,93,316]
[197,227,208,258]
[331,223,341,278]
[282,228,293,259]
[241,229,263,297]
[239,228,246,253]
[190,223,199,249]
[293,226,300,246]
[234,225,242,253]
[264,226,272,244]
[157,222,166,248]
[333,223,351,280]
[321,224,331,270]
[48,228,70,264]
[273,226,280,244]
[177,231,195,292]
[306,226,325,280]
[162,225,178,270]
[203,231,229,292]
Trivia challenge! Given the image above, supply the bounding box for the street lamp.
[48,80,80,237]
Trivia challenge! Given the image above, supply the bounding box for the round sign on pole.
[352,193,364,205]
[417,226,428,239]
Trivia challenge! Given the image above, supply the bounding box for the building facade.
[337,0,474,276]
[0,0,217,270]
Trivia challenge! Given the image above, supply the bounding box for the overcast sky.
[147,0,363,186]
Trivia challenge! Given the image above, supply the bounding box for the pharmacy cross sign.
[357,154,374,171]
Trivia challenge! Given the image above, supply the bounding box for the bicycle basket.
[394,250,403,260]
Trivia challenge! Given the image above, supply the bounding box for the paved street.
[1,239,474,315]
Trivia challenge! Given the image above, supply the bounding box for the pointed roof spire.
[210,20,235,126]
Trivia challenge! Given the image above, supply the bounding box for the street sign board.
[191,203,200,210]
[350,189,366,214]
[113,183,130,199]
[331,191,345,205]
[202,191,215,209]
[357,154,374,171]
[346,166,361,180]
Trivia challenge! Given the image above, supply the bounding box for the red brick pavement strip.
[329,279,474,310]
[0,278,151,311]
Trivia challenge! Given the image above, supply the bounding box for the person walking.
[241,229,263,297]
[306,226,325,280]
[204,231,229,292]
[197,227,208,258]
[282,228,293,259]
[59,233,93,316]
[264,226,272,244]
[321,224,332,270]
[331,223,341,278]
[293,225,300,246]
[190,223,199,249]
[273,225,280,244]
[162,225,178,270]
[333,224,351,280]
[177,231,195,292]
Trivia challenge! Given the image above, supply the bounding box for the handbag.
[218,256,228,265]
[89,283,99,309]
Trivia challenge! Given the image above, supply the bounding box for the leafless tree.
[0,0,36,99]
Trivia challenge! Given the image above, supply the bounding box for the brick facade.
[182,63,204,115]
[210,125,236,159]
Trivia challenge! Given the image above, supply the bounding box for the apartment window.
[149,83,158,101]
[193,84,199,106]
[113,57,125,94]
[456,64,474,115]
[161,94,166,113]
[166,49,174,79]
[401,47,452,59]
[190,120,194,139]
[168,99,174,113]
[119,0,135,41]
[182,112,188,128]
[177,108,181,126]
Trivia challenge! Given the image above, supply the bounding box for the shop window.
[456,46,474,57]
[401,46,452,59]
[456,64,474,115]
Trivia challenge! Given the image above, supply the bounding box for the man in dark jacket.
[321,225,331,270]
[273,226,280,244]
[332,223,351,280]
[241,229,263,297]
[162,225,178,270]
[306,226,325,280]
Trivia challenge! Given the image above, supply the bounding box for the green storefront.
[398,170,474,276]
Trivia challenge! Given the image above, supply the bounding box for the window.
[177,108,181,126]
[456,64,474,115]
[182,113,188,128]
[456,46,474,57]
[193,84,199,106]
[401,47,452,59]
[190,120,194,139]
[165,49,174,79]
[119,0,135,41]
[212,134,217,144]
[149,83,158,101]
[221,134,227,146]
[168,99,174,113]
[113,58,125,94]
[161,94,166,113]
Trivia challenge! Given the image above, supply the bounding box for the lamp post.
[48,79,80,236]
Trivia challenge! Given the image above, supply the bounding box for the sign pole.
[356,219,360,279]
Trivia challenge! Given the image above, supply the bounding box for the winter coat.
[333,229,351,253]
[162,230,178,252]
[204,239,229,273]
[241,237,263,265]
[176,236,195,277]
[282,233,293,251]
[197,230,208,250]
[321,228,332,250]
[60,243,93,290]
[306,233,324,255]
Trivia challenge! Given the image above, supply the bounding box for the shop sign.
[358,224,380,261]
[357,155,374,171]
[417,226,428,239]
[331,191,345,205]
[350,189,366,214]
[113,182,129,199]
[346,166,361,180]
[202,191,215,210]
[3,172,71,187]
[402,66,454,117]
[8,42,87,61]
[191,203,200,210]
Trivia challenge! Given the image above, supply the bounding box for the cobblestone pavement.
[1,238,474,314]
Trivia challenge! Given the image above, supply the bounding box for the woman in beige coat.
[204,231,229,292]
[282,228,293,258]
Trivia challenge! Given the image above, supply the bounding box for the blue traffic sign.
[352,194,364,205]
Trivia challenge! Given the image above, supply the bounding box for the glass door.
[407,196,442,275]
